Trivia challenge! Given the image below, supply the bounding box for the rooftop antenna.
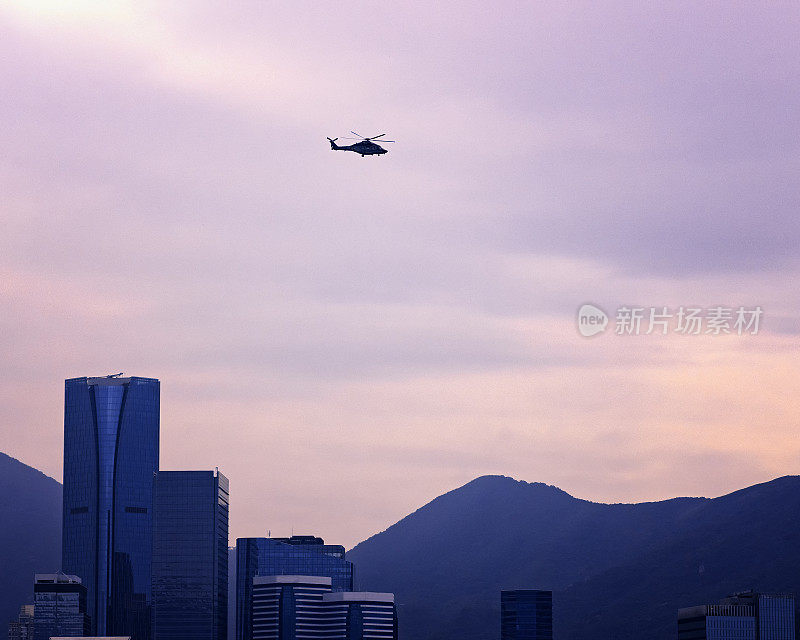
[107,372,124,378]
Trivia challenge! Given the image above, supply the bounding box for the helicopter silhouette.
[327,132,395,156]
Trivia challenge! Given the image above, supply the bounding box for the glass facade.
[152,470,230,640]
[236,537,354,640]
[501,590,553,640]
[707,615,757,640]
[678,593,796,640]
[758,594,796,640]
[33,573,91,640]
[62,375,160,640]
[678,605,756,640]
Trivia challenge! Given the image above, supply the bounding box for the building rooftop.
[253,575,332,586]
[35,572,82,584]
[322,592,395,603]
[66,374,160,386]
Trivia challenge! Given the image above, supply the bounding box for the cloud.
[1,2,799,547]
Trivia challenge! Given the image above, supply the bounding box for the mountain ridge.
[347,473,800,640]
[3,453,798,639]
[0,452,62,626]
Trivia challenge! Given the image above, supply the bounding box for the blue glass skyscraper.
[62,375,160,640]
[236,537,354,640]
[152,470,230,640]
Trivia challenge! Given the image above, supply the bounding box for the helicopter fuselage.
[329,138,387,156]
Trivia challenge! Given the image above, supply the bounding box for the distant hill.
[0,452,62,626]
[347,475,800,640]
[3,454,799,639]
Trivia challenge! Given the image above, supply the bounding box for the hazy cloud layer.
[1,2,799,547]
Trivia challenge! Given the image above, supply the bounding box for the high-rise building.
[33,573,91,640]
[250,577,397,640]
[251,576,331,640]
[319,592,398,640]
[501,590,553,640]
[678,591,796,640]
[152,470,230,640]
[62,375,160,640]
[8,605,35,640]
[753,594,796,640]
[236,537,353,640]
[678,603,757,639]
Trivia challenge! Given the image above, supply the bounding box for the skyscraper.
[501,590,553,640]
[678,591,796,640]
[33,573,91,640]
[236,537,354,640]
[62,375,160,640]
[152,470,230,640]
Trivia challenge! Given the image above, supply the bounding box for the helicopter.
[327,132,395,156]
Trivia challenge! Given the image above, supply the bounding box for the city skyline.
[2,1,800,551]
[3,446,798,640]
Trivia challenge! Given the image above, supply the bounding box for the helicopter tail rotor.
[327,137,340,150]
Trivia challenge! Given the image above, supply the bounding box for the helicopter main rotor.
[341,131,396,143]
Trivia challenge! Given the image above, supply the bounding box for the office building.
[62,375,160,640]
[501,590,553,640]
[33,573,91,640]
[678,603,756,639]
[152,470,230,640]
[236,537,353,640]
[754,594,796,640]
[8,605,35,640]
[251,576,331,640]
[250,577,397,640]
[678,591,796,640]
[319,592,397,640]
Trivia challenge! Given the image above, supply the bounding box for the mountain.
[0,452,62,626]
[346,475,800,640]
[3,454,799,638]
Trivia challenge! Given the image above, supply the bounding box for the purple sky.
[2,1,799,548]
